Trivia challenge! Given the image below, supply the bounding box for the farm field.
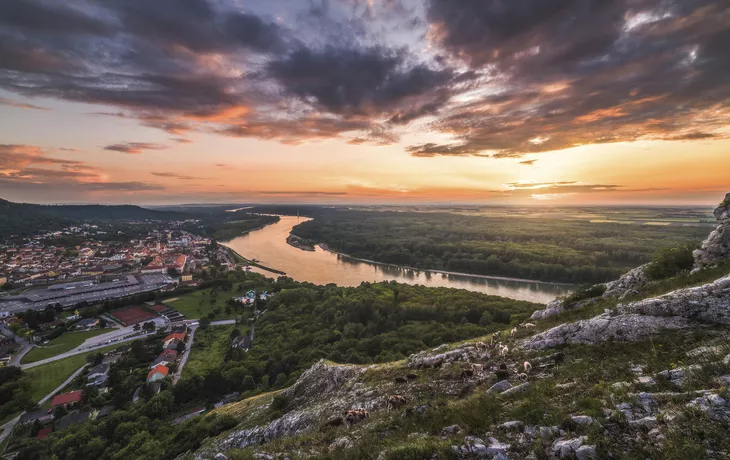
[21,329,113,364]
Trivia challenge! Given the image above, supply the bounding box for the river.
[221,216,571,304]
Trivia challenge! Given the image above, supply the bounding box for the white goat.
[523,361,532,373]
[499,344,509,357]
[510,327,518,337]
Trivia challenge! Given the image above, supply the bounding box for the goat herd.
[323,322,539,430]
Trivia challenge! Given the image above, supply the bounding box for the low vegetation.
[645,243,696,280]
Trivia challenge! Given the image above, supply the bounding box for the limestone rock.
[442,424,463,436]
[530,298,565,320]
[329,437,354,451]
[570,415,594,426]
[500,382,530,396]
[552,436,587,458]
[617,276,730,325]
[693,193,730,269]
[487,380,513,394]
[576,445,597,460]
[603,265,650,299]
[521,313,689,349]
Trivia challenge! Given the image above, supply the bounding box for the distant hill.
[0,198,70,239]
[0,198,187,240]
[39,204,182,221]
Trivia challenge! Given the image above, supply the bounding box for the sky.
[0,0,729,205]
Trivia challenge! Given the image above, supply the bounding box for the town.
[0,218,276,453]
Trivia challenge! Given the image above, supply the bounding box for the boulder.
[500,382,530,396]
[693,193,730,269]
[552,436,587,457]
[442,424,463,436]
[487,380,513,394]
[576,445,597,460]
[570,415,594,426]
[603,265,650,299]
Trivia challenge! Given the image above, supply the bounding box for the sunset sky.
[0,0,728,205]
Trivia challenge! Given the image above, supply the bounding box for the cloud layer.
[0,0,728,160]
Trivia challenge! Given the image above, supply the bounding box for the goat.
[321,416,345,430]
[406,373,418,381]
[510,327,518,337]
[522,323,536,329]
[517,373,528,381]
[471,363,484,375]
[475,341,488,351]
[394,376,407,384]
[523,361,532,373]
[459,367,475,380]
[345,409,369,426]
[386,395,408,412]
[498,344,509,357]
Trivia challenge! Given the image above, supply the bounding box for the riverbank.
[318,244,574,287]
[223,245,287,276]
[286,234,315,251]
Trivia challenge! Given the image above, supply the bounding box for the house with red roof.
[147,364,169,383]
[36,427,53,440]
[51,390,84,409]
[163,332,186,346]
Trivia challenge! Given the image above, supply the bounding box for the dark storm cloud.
[267,46,453,116]
[410,0,730,157]
[104,143,168,154]
[0,1,110,35]
[0,0,728,155]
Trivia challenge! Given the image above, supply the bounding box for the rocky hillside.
[183,194,730,460]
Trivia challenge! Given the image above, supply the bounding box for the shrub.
[565,284,607,306]
[645,244,696,280]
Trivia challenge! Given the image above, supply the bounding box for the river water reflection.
[222,216,571,304]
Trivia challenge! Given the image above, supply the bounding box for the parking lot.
[0,273,173,315]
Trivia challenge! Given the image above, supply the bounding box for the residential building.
[51,390,84,409]
[147,364,169,382]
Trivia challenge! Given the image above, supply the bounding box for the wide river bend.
[222,216,572,304]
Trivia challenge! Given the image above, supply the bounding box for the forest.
[13,271,539,459]
[172,276,538,407]
[291,210,709,283]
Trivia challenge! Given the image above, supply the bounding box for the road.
[0,414,21,450]
[0,323,33,366]
[172,325,198,384]
[0,363,88,450]
[20,330,155,370]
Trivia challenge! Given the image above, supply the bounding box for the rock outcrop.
[602,265,649,299]
[196,361,373,457]
[530,298,565,320]
[693,193,730,269]
[522,313,689,350]
[617,275,730,325]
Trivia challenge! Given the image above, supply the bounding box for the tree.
[167,267,179,277]
[199,318,211,330]
[53,405,67,419]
